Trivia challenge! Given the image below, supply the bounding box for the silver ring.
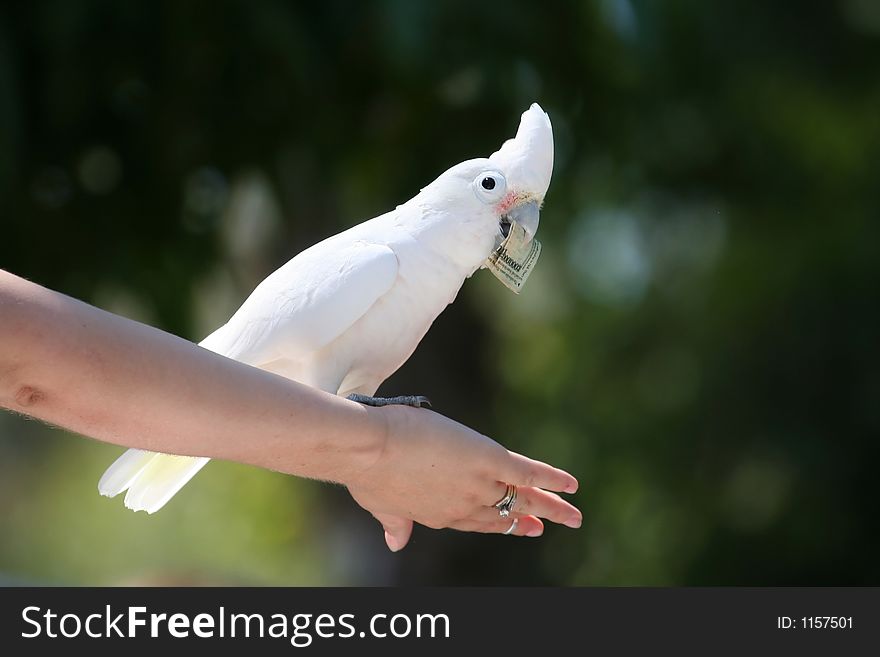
[493,484,518,518]
[503,518,518,535]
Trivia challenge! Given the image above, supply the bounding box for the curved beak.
[507,200,540,242]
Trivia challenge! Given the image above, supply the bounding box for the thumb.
[374,512,413,552]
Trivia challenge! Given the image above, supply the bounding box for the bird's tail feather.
[98,448,210,513]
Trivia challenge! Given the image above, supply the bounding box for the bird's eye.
[473,171,507,204]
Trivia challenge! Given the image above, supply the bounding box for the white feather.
[122,455,210,514]
[209,239,399,364]
[98,448,156,497]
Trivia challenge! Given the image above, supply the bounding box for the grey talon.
[346,393,432,409]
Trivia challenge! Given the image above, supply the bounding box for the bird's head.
[413,103,554,266]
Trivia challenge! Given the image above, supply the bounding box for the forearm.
[0,270,382,484]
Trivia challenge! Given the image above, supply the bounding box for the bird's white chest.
[320,237,472,397]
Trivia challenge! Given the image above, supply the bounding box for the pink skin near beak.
[496,191,522,215]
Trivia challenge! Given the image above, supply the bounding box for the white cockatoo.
[99,103,554,513]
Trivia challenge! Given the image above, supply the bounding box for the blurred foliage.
[1,0,879,585]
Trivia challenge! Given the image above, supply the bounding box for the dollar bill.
[485,221,542,294]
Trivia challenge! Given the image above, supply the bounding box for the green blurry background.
[1,0,878,585]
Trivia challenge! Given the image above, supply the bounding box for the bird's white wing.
[201,239,399,365]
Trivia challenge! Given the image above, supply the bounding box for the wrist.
[334,402,389,486]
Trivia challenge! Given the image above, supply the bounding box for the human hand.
[344,405,582,552]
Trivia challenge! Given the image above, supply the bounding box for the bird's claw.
[346,393,432,409]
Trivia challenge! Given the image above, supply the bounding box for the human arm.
[0,269,581,550]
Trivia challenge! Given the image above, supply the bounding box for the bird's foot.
[346,393,432,409]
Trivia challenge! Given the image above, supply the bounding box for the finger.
[502,451,579,493]
[482,485,582,528]
[374,512,413,552]
[451,515,544,537]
